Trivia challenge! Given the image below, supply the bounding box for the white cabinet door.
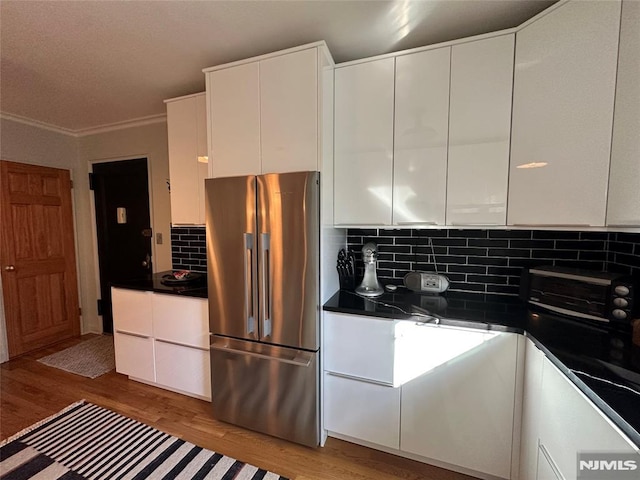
[607,0,640,227]
[155,340,211,400]
[112,288,154,381]
[324,312,395,384]
[195,93,208,225]
[537,357,638,480]
[111,288,152,336]
[167,95,199,225]
[508,0,621,226]
[260,48,318,173]
[447,34,513,226]
[152,294,208,349]
[208,62,261,177]
[334,58,395,226]
[400,332,518,479]
[166,93,208,225]
[324,373,400,449]
[113,332,155,382]
[519,338,546,480]
[393,47,450,227]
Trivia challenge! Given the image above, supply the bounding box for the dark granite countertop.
[111,271,208,298]
[324,288,640,447]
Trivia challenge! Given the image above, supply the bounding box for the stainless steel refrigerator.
[205,171,319,447]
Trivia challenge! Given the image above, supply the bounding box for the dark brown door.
[92,158,152,333]
[0,160,80,358]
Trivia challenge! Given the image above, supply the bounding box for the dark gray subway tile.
[488,248,531,258]
[509,239,554,249]
[467,275,508,285]
[447,229,488,238]
[469,239,508,248]
[532,230,580,240]
[449,247,488,256]
[447,265,487,274]
[488,230,532,239]
[555,240,606,251]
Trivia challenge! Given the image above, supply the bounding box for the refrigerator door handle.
[210,343,312,367]
[260,232,272,338]
[243,232,255,335]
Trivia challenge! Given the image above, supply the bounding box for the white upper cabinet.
[260,48,318,173]
[205,43,330,178]
[447,35,514,226]
[334,58,395,226]
[166,92,208,225]
[508,0,622,227]
[607,0,640,227]
[393,47,450,227]
[208,62,261,178]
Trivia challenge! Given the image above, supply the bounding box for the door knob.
[4,265,15,271]
[141,253,151,268]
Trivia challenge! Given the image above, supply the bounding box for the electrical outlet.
[156,232,163,244]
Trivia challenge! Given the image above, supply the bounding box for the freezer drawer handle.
[260,232,272,338]
[243,233,256,335]
[211,344,311,367]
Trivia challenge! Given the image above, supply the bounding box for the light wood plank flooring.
[1,334,477,480]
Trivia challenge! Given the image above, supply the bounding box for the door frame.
[88,155,157,334]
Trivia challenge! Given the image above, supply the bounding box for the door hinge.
[88,172,95,190]
[78,307,82,316]
[97,299,103,316]
[70,180,74,189]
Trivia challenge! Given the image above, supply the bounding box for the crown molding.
[0,111,167,138]
[74,114,167,137]
[0,112,77,136]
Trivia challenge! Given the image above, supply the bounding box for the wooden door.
[0,160,80,358]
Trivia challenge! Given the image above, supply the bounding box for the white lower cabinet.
[113,332,155,382]
[324,373,400,449]
[400,331,518,479]
[112,288,155,382]
[111,288,211,400]
[535,353,638,480]
[155,340,211,399]
[323,312,518,478]
[520,338,639,480]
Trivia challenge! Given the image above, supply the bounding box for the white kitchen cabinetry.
[111,288,210,400]
[447,34,514,226]
[535,353,638,480]
[205,43,331,178]
[323,312,519,478]
[112,288,155,382]
[260,48,318,173]
[519,337,545,480]
[508,0,621,227]
[207,62,261,178]
[393,47,450,226]
[334,58,395,226]
[401,329,518,479]
[607,0,640,227]
[323,312,400,448]
[153,293,210,399]
[165,92,208,225]
[324,373,400,449]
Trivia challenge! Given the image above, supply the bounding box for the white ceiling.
[0,0,556,134]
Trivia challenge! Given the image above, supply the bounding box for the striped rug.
[0,401,288,480]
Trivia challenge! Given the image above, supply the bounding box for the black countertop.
[324,288,640,447]
[111,271,208,298]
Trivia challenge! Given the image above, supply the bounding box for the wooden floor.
[1,334,476,480]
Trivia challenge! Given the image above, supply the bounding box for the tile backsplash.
[346,229,640,296]
[172,226,640,295]
[170,227,207,273]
